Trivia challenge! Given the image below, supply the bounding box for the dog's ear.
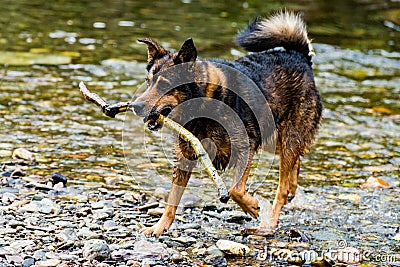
[174,38,197,64]
[138,38,169,68]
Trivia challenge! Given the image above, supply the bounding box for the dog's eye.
[145,77,150,86]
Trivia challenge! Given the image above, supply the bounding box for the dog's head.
[132,38,197,131]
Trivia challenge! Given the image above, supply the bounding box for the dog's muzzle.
[131,101,172,131]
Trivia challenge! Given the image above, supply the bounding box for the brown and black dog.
[132,11,323,236]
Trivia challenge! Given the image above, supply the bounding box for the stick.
[79,82,230,203]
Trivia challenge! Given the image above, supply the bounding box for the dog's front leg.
[141,164,193,236]
[229,147,260,218]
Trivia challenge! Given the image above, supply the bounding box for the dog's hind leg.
[271,150,299,228]
[288,158,300,202]
[141,162,194,236]
[229,146,260,218]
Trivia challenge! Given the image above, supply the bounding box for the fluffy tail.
[236,11,313,60]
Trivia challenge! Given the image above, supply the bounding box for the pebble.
[2,192,17,203]
[103,219,118,230]
[216,239,251,256]
[204,255,227,267]
[171,236,197,244]
[91,201,106,209]
[22,257,35,267]
[177,223,201,230]
[153,187,169,199]
[56,229,78,242]
[310,256,334,267]
[9,240,35,253]
[5,254,23,265]
[12,148,34,161]
[51,172,68,186]
[35,258,61,267]
[147,207,165,216]
[82,239,110,260]
[33,249,48,260]
[77,227,99,239]
[207,245,224,257]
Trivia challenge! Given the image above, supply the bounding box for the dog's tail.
[236,11,313,61]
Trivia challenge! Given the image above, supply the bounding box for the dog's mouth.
[144,105,173,131]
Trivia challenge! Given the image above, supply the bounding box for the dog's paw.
[231,193,260,219]
[241,226,275,236]
[140,215,174,237]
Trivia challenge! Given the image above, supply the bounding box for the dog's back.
[232,11,322,156]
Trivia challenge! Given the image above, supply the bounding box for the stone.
[12,148,34,161]
[204,255,227,267]
[171,236,197,244]
[82,239,110,260]
[56,229,78,242]
[147,208,165,216]
[35,259,61,267]
[216,239,251,256]
[51,172,68,186]
[22,257,35,267]
[2,192,17,203]
[207,245,224,257]
[9,240,35,253]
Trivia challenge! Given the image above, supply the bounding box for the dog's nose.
[131,102,145,116]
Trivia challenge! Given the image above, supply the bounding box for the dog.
[132,11,323,236]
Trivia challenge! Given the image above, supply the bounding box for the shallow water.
[0,0,399,265]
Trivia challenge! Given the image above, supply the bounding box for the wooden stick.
[79,82,230,203]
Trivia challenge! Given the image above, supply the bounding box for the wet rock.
[360,177,389,189]
[207,245,224,257]
[77,228,99,239]
[91,201,106,209]
[22,257,35,267]
[56,229,78,242]
[93,207,114,220]
[177,223,201,230]
[153,187,169,200]
[2,192,17,203]
[35,258,61,267]
[336,247,362,264]
[310,256,334,267]
[103,220,118,230]
[181,193,203,208]
[12,148,34,161]
[171,252,183,263]
[5,254,23,265]
[147,208,164,216]
[51,172,68,186]
[216,239,251,256]
[221,210,252,223]
[132,239,168,260]
[9,240,35,253]
[18,198,59,214]
[289,228,310,242]
[204,255,227,267]
[82,239,110,260]
[393,233,400,241]
[171,236,197,244]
